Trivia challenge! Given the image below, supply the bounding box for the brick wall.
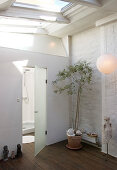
[101,23,117,157]
[71,22,117,157]
[71,27,102,144]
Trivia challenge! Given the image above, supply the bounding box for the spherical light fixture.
[96,54,117,74]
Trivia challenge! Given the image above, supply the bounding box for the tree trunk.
[74,89,80,133]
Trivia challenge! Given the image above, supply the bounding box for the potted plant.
[52,61,93,149]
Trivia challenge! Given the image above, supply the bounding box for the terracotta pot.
[66,135,82,150]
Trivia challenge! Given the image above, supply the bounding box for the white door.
[34,66,47,156]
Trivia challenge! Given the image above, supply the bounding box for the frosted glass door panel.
[35,66,47,156]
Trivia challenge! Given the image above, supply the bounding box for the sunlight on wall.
[0,32,34,49]
[0,32,66,57]
[49,42,56,48]
[13,60,29,73]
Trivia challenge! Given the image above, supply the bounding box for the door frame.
[22,65,47,156]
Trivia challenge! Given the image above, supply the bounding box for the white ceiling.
[46,0,117,37]
[0,0,117,37]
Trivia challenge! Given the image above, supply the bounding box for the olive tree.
[52,61,93,134]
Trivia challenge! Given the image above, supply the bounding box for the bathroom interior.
[22,67,35,144]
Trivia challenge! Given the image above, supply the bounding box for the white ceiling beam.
[96,13,117,27]
[77,0,102,7]
[62,0,102,7]
[0,6,70,24]
[0,0,15,10]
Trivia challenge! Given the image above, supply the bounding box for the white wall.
[22,68,34,123]
[0,60,22,159]
[71,28,102,144]
[101,22,117,157]
[71,21,117,157]
[0,47,69,159]
[0,32,66,57]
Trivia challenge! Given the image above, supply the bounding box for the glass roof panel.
[15,0,69,12]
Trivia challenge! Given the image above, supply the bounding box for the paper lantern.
[96,54,117,74]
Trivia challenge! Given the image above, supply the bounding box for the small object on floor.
[3,145,9,161]
[17,144,22,157]
[11,151,15,159]
[67,135,82,150]
[105,143,109,161]
[87,133,97,137]
[103,117,112,161]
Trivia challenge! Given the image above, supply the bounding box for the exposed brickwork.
[71,28,102,144]
[101,23,117,157]
[71,23,117,157]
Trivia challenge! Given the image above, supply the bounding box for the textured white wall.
[101,23,117,157]
[0,47,69,159]
[72,22,117,157]
[71,28,102,144]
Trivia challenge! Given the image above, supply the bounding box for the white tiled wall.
[71,22,117,157]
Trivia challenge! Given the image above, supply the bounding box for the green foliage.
[53,61,93,96]
[52,60,93,131]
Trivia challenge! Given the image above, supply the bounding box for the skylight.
[15,0,69,12]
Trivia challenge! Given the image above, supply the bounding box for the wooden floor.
[0,141,117,170]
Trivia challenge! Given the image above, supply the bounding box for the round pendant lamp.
[96,54,117,74]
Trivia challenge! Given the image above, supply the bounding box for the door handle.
[17,98,20,102]
[34,111,38,113]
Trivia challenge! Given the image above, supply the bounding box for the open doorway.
[22,67,35,145]
[22,66,47,156]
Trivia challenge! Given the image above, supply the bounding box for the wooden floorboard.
[0,141,117,170]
